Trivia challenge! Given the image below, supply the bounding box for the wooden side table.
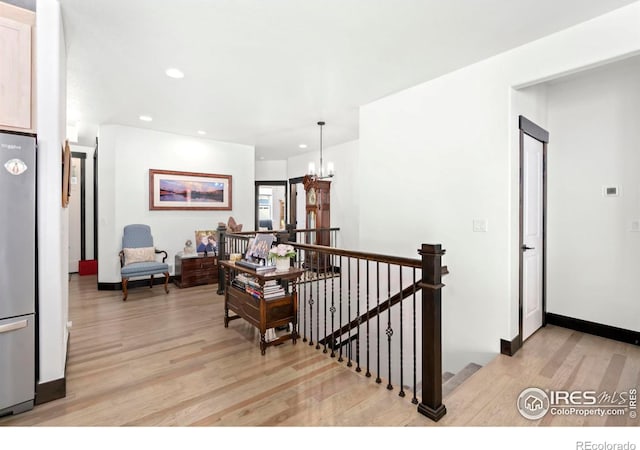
[221,261,304,355]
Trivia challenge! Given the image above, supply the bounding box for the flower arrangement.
[268,243,296,260]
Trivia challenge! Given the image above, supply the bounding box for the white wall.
[255,160,287,181]
[287,140,360,250]
[36,0,67,383]
[97,125,254,283]
[70,144,95,259]
[359,3,640,372]
[546,56,640,331]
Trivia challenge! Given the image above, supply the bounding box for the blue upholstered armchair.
[119,224,170,301]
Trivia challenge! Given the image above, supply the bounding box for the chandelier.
[307,121,334,179]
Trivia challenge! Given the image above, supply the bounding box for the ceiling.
[59,0,637,160]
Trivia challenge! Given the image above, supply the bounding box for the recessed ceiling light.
[299,144,307,149]
[165,68,184,79]
[139,115,152,122]
[197,130,206,135]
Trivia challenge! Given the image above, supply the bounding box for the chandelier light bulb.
[307,121,334,179]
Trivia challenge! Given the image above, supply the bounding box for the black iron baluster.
[399,266,405,398]
[322,251,328,353]
[375,262,381,384]
[355,258,361,373]
[347,257,352,367]
[412,268,418,404]
[296,248,302,343]
[330,251,336,358]
[338,255,343,362]
[302,248,307,343]
[365,261,371,378]
[315,250,320,350]
[386,263,393,390]
[309,253,313,345]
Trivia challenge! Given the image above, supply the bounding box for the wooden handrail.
[290,227,341,233]
[223,231,449,275]
[291,242,423,268]
[226,227,341,236]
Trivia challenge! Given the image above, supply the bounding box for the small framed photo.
[194,230,217,254]
[149,169,232,210]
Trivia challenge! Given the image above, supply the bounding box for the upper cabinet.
[0,2,35,132]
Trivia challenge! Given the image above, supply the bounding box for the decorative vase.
[275,257,290,272]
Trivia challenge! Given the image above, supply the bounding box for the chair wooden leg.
[149,274,154,288]
[122,277,128,301]
[164,272,169,294]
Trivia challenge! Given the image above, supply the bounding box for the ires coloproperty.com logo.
[517,387,638,420]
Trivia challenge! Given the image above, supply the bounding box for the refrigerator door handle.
[0,319,28,334]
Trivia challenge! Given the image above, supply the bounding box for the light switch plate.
[473,219,488,232]
[631,220,640,232]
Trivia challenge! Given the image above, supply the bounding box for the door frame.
[518,115,549,345]
[288,176,305,228]
[254,180,288,231]
[70,151,86,262]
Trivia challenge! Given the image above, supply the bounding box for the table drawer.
[228,287,260,327]
[182,259,217,270]
[180,273,215,285]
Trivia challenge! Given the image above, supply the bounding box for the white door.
[68,156,82,273]
[522,133,544,341]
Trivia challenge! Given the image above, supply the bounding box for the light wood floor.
[1,274,638,427]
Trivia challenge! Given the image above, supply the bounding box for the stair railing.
[216,226,447,421]
[289,240,448,422]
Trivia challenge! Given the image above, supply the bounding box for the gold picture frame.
[149,169,232,211]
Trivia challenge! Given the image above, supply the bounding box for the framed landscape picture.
[149,169,232,211]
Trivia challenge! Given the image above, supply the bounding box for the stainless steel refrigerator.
[0,131,36,416]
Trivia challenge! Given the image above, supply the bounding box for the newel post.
[286,223,296,242]
[417,243,447,421]
[275,230,290,246]
[216,224,227,295]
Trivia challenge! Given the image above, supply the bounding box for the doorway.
[68,152,86,273]
[519,116,549,342]
[254,181,287,231]
[288,176,305,229]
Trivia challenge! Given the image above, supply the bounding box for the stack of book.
[231,275,285,299]
[231,273,253,291]
[262,280,285,299]
[245,278,263,299]
[236,259,276,273]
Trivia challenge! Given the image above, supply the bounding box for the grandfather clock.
[303,176,331,244]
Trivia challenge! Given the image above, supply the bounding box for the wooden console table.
[174,254,218,288]
[220,261,304,355]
